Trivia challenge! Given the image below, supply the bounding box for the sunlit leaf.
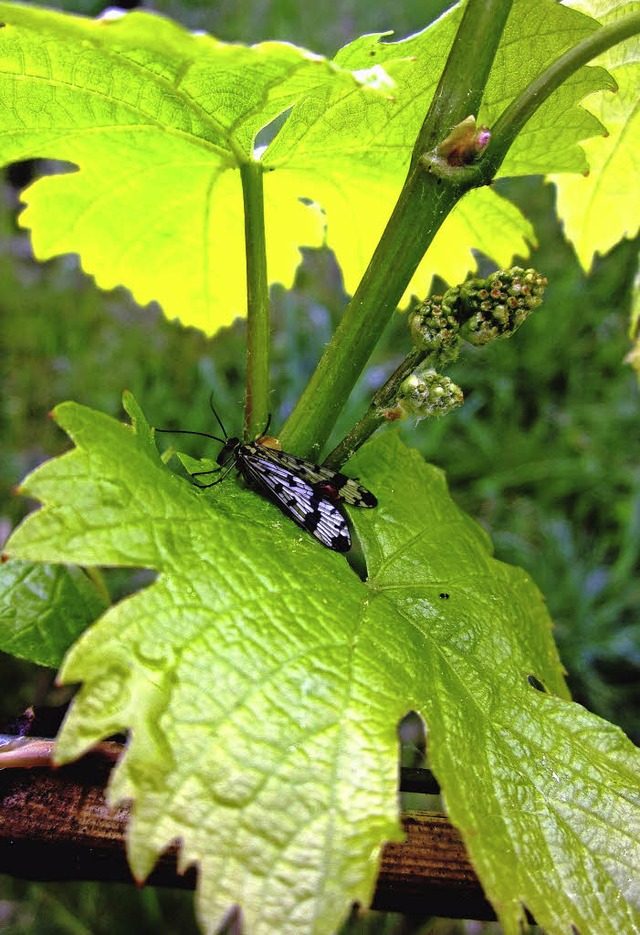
[0,0,615,330]
[550,0,640,268]
[6,396,640,934]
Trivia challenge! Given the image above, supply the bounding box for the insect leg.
[191,461,236,489]
[258,413,272,437]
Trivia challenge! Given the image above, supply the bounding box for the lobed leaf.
[550,0,640,269]
[0,0,618,332]
[350,434,640,935]
[6,395,407,934]
[0,3,370,332]
[6,396,640,933]
[270,0,612,300]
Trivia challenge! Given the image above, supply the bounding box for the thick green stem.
[279,173,464,459]
[241,160,270,438]
[279,0,514,459]
[410,0,514,164]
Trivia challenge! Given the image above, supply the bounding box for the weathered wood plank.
[0,742,494,920]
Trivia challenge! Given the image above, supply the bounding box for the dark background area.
[0,0,638,932]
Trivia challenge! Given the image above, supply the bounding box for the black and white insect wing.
[254,444,377,509]
[238,446,352,552]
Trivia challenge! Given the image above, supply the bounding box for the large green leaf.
[550,0,640,268]
[0,3,372,332]
[5,395,640,934]
[0,0,614,331]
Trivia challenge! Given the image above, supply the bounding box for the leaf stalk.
[241,160,271,438]
[324,348,427,469]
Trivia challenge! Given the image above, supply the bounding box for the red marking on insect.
[314,481,341,502]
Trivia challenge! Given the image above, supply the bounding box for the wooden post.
[0,742,494,921]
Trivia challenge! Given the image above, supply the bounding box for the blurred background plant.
[0,0,638,932]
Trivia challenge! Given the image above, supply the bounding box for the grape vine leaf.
[550,0,640,269]
[0,3,379,332]
[0,559,108,667]
[5,394,640,934]
[0,0,615,333]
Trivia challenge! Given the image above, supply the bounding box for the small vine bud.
[436,115,491,167]
[408,293,462,356]
[458,267,547,346]
[393,368,464,421]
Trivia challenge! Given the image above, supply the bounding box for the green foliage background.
[0,0,638,932]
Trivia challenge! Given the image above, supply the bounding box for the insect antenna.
[155,393,230,444]
[154,426,232,487]
[154,427,227,443]
[155,396,238,488]
[208,392,229,439]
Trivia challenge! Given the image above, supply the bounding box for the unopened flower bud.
[458,267,546,345]
[408,292,461,355]
[395,368,463,421]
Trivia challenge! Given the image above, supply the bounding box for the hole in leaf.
[527,674,547,693]
[399,710,426,768]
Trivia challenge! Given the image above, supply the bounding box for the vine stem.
[324,348,427,469]
[241,160,270,439]
[279,0,514,459]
